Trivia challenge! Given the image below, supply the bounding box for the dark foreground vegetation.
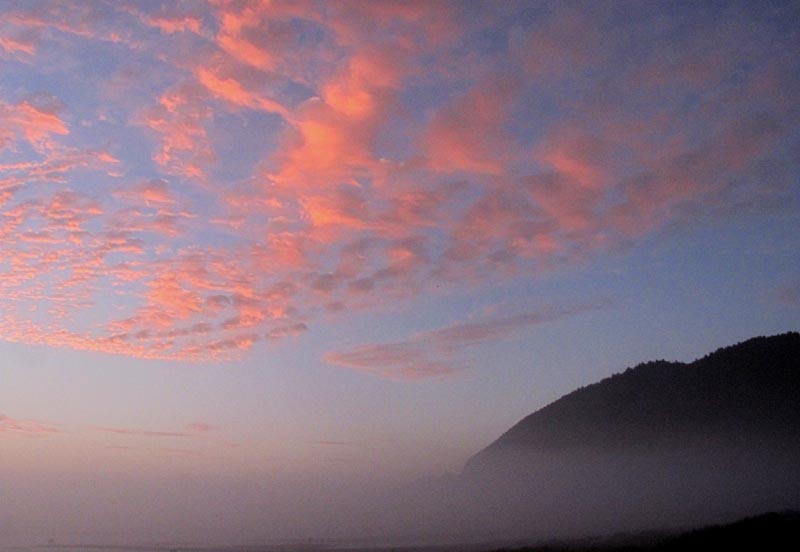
[487,510,800,552]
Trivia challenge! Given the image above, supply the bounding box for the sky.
[1,0,799,544]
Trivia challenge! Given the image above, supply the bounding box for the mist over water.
[3,440,799,550]
[4,335,798,549]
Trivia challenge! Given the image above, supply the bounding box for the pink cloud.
[186,422,218,433]
[208,0,312,72]
[195,66,289,117]
[115,179,177,206]
[0,98,68,151]
[145,272,203,320]
[96,426,192,438]
[510,6,607,79]
[204,333,259,354]
[0,33,37,56]
[325,0,457,48]
[424,74,520,174]
[0,414,60,436]
[145,15,203,35]
[324,301,609,380]
[95,422,218,437]
[265,45,409,203]
[266,322,308,340]
[138,82,215,179]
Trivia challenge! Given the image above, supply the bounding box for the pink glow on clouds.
[0,1,797,366]
[145,14,203,36]
[196,66,290,117]
[95,422,218,438]
[324,301,610,380]
[0,414,60,437]
[0,34,37,56]
[425,75,520,175]
[0,98,68,151]
[138,83,215,179]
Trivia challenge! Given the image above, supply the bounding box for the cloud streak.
[324,301,611,380]
[95,422,218,438]
[0,414,60,436]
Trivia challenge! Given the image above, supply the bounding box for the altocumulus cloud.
[0,2,797,362]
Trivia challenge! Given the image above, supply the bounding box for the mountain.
[359,334,800,542]
[466,332,800,472]
[423,333,800,541]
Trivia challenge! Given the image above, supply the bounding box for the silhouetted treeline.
[467,332,800,470]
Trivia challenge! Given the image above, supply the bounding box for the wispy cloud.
[0,414,60,436]
[324,301,611,380]
[95,422,219,438]
[185,421,218,433]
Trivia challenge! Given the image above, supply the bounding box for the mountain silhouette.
[466,332,800,472]
[403,332,800,541]
[357,333,800,542]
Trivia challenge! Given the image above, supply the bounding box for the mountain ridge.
[466,332,800,472]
